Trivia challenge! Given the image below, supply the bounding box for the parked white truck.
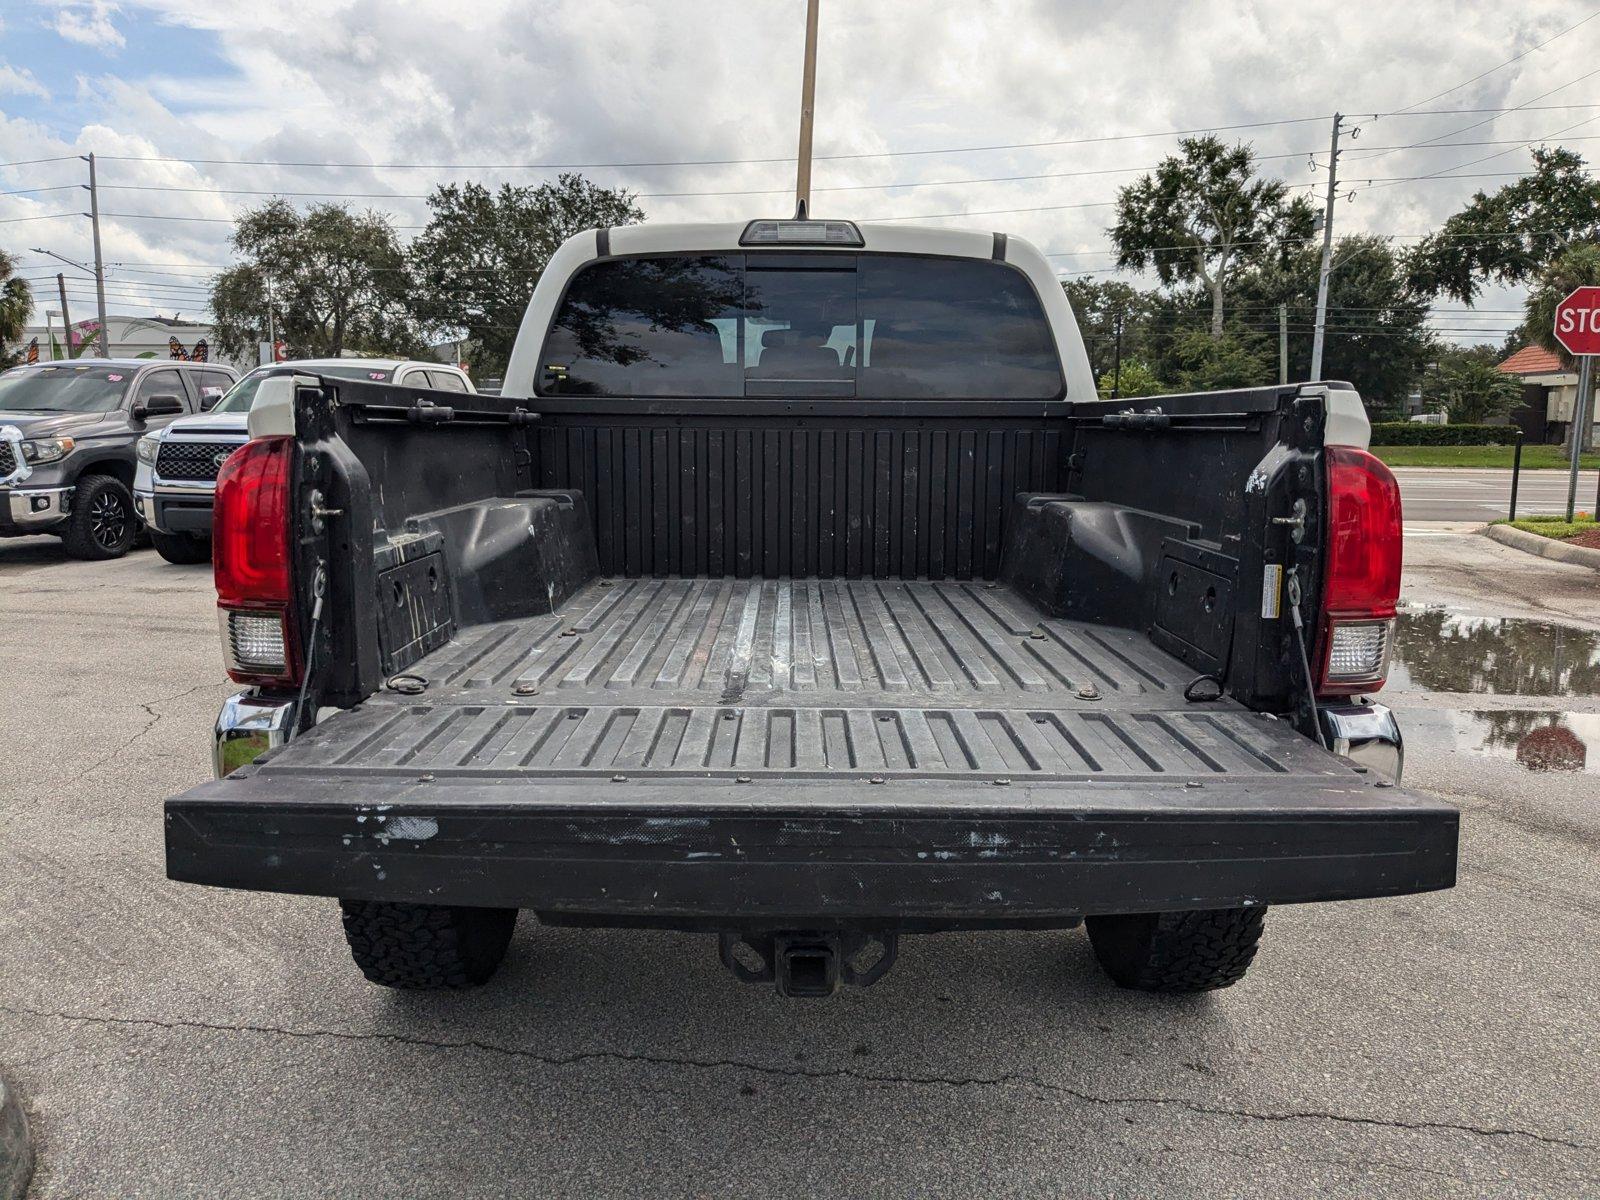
[164,218,1454,999]
[134,359,473,563]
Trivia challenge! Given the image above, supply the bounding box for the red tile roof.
[1498,345,1565,375]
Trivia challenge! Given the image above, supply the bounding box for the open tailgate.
[167,696,1457,923]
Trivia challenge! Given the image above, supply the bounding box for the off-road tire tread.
[338,900,517,990]
[150,530,212,564]
[61,475,135,560]
[1086,906,1266,993]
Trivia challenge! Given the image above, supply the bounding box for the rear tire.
[338,900,518,989]
[151,530,212,564]
[61,475,136,560]
[1085,907,1266,993]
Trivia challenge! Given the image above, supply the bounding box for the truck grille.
[0,442,15,477]
[156,440,242,482]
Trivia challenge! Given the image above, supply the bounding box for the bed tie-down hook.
[1271,498,1307,543]
[307,488,343,535]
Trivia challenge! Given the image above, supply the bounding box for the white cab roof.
[503,221,1095,400]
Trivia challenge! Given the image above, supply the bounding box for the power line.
[45,277,213,292]
[97,211,427,229]
[1354,66,1600,163]
[89,118,1340,173]
[1390,103,1600,115]
[0,155,79,170]
[1293,134,1600,155]
[100,161,1161,201]
[18,278,213,296]
[1354,112,1600,193]
[80,165,1588,234]
[78,134,1600,210]
[1378,8,1600,116]
[864,201,1116,222]
[1044,220,1588,263]
[67,104,1600,177]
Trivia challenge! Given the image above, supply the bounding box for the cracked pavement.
[2,531,1599,1198]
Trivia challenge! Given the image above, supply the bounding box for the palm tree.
[0,249,34,366]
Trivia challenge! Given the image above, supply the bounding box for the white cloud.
[0,63,50,99]
[4,0,1595,343]
[53,1,127,51]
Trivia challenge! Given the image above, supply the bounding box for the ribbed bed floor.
[422,577,1186,703]
[272,579,1343,783]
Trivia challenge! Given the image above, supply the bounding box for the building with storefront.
[12,313,250,371]
[1498,344,1589,445]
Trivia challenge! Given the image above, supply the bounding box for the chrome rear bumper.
[214,691,300,779]
[1319,702,1404,783]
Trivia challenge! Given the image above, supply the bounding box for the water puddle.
[1445,710,1600,774]
[1390,608,1600,697]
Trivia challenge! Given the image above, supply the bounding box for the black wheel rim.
[90,490,130,550]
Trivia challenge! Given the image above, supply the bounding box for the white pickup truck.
[164,217,1455,1000]
[134,358,474,563]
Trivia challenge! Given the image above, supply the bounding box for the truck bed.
[276,576,1331,782]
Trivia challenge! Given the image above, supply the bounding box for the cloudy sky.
[1,0,1596,346]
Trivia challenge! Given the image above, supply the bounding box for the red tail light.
[214,435,300,686]
[1317,445,1402,696]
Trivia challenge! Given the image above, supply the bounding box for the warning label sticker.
[1261,564,1283,619]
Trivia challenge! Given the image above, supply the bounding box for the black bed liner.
[403,576,1186,701]
[167,577,1457,922]
[274,577,1336,782]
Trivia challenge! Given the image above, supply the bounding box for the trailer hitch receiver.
[718,931,899,998]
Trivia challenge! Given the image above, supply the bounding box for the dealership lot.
[1,530,1597,1199]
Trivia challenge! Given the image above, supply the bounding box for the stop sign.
[1553,286,1600,356]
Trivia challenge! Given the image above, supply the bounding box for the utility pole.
[84,152,111,357]
[1278,303,1288,384]
[794,0,820,218]
[1308,113,1342,383]
[1568,355,1593,523]
[29,247,95,356]
[1110,311,1124,399]
[265,275,277,362]
[56,274,72,361]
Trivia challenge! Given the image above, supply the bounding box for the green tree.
[1169,329,1274,392]
[210,201,424,361]
[0,249,33,367]
[1230,234,1436,409]
[1524,241,1600,367]
[1425,345,1524,423]
[1522,242,1600,450]
[408,174,643,378]
[1061,277,1163,382]
[1406,147,1600,303]
[1096,359,1163,398]
[1112,136,1316,338]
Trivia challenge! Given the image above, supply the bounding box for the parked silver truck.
[135,358,474,563]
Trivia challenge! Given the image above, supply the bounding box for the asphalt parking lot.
[1,528,1597,1199]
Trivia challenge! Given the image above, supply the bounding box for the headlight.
[136,436,160,465]
[20,437,75,464]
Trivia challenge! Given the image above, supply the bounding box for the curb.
[0,1072,31,1200]
[1486,522,1600,569]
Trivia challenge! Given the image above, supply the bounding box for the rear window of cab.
[537,253,1064,400]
